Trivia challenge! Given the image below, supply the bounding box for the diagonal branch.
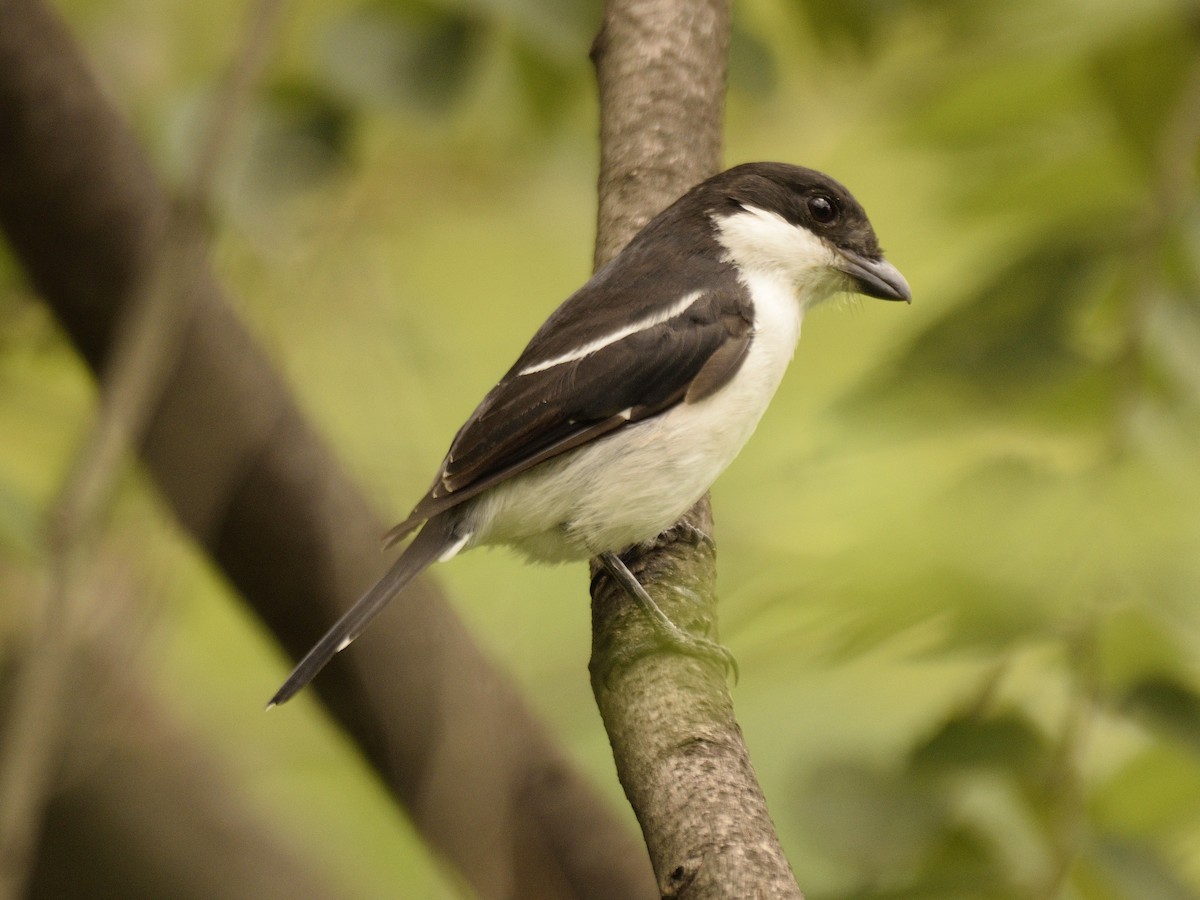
[0,1,281,893]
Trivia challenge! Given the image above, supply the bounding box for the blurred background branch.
[0,0,282,893]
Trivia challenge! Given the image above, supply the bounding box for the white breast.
[467,269,804,563]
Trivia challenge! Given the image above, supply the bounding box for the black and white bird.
[269,162,910,706]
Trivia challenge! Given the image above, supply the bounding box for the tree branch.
[588,0,802,895]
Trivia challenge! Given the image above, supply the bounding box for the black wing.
[385,268,754,546]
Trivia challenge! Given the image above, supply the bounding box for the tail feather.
[268,516,459,707]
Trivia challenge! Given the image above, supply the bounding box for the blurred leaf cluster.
[741,1,1200,896]
[1,0,1198,896]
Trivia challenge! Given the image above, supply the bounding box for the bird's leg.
[597,551,738,680]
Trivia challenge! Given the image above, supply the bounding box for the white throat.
[712,205,844,312]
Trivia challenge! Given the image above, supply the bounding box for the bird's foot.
[596,551,738,684]
[656,520,716,553]
[599,614,739,686]
[647,617,739,682]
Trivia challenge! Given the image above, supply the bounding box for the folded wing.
[385,278,754,546]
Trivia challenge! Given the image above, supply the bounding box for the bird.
[268,161,910,707]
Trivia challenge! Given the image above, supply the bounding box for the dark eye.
[807,194,839,225]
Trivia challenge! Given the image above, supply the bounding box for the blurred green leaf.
[0,480,36,559]
[1089,13,1200,174]
[852,243,1105,418]
[509,36,589,127]
[909,52,1088,150]
[797,760,946,879]
[796,0,904,52]
[794,0,997,56]
[910,710,1048,777]
[491,0,598,61]
[1094,606,1187,696]
[909,825,1017,898]
[244,80,356,192]
[1083,834,1200,900]
[729,23,778,97]
[1123,676,1200,755]
[1091,744,1200,838]
[319,4,484,114]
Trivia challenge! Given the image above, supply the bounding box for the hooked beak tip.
[837,251,911,304]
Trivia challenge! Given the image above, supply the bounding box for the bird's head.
[702,162,911,307]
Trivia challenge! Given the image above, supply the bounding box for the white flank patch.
[438,531,471,562]
[518,290,705,376]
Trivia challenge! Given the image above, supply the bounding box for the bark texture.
[0,0,655,896]
[589,0,804,896]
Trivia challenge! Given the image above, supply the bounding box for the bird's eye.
[807,194,839,225]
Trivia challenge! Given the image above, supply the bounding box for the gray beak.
[837,250,912,304]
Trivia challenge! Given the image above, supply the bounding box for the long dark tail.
[267,515,460,707]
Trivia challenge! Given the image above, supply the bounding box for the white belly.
[466,273,803,562]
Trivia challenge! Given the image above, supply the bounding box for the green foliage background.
[2,0,1198,896]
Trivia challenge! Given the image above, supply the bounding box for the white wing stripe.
[518,290,705,376]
